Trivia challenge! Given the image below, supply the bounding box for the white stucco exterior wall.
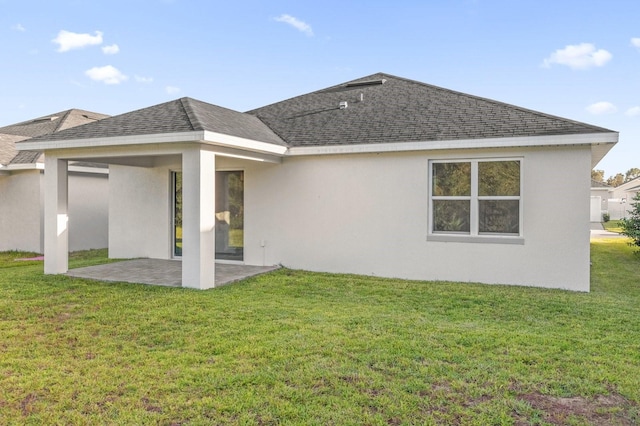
[106,145,592,291]
[64,172,109,251]
[0,171,42,252]
[241,146,592,291]
[108,163,175,259]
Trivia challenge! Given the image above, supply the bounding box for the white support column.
[181,148,216,289]
[44,156,69,274]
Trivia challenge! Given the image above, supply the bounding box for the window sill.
[427,234,524,245]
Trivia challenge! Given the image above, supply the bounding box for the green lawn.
[0,241,639,424]
[603,220,624,234]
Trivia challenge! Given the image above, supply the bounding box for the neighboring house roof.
[591,179,612,189]
[25,98,285,147]
[0,109,109,166]
[247,72,613,147]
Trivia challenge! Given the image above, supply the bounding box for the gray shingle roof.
[26,98,286,147]
[247,72,613,147]
[0,109,109,165]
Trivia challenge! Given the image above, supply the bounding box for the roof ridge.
[178,98,201,131]
[52,109,73,133]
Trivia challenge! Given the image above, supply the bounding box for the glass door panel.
[215,171,244,261]
[172,170,243,261]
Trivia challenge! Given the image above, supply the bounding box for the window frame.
[428,158,524,245]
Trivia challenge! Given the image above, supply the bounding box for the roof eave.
[286,132,619,159]
[16,129,288,157]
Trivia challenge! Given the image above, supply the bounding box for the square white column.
[181,148,216,289]
[44,156,69,274]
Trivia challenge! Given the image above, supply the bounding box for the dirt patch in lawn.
[514,392,638,425]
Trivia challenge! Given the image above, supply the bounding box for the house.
[17,73,618,291]
[590,179,613,222]
[0,109,109,252]
[594,177,640,220]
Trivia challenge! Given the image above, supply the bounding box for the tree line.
[592,168,640,187]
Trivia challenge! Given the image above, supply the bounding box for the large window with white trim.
[430,159,521,238]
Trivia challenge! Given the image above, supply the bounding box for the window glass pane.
[433,200,470,232]
[433,162,471,196]
[479,161,520,196]
[479,200,519,234]
[173,172,182,257]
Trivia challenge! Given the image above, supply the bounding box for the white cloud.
[632,38,640,50]
[85,65,128,84]
[625,106,640,117]
[102,44,119,55]
[53,30,103,52]
[165,86,181,95]
[586,101,617,115]
[11,23,26,32]
[135,75,153,83]
[542,43,612,70]
[274,14,313,36]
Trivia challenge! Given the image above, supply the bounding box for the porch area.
[67,259,280,288]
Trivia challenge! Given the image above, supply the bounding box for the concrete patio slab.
[67,259,280,288]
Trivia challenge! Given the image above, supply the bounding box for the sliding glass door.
[172,170,244,261]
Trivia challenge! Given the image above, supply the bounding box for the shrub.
[602,212,610,222]
[621,192,640,250]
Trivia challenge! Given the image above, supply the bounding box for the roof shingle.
[247,72,613,147]
[25,98,286,147]
[0,109,109,165]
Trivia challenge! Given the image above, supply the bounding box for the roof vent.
[339,101,348,109]
[31,116,58,123]
[346,79,386,88]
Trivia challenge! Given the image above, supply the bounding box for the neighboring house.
[607,177,640,220]
[0,109,110,252]
[590,179,613,222]
[590,177,640,220]
[18,73,618,291]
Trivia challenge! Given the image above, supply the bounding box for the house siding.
[105,144,591,291]
[109,163,175,259]
[241,145,591,291]
[0,171,42,252]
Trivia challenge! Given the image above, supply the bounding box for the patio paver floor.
[67,259,279,288]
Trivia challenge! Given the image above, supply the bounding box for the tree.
[591,169,605,183]
[607,173,625,187]
[621,192,640,251]
[625,168,640,183]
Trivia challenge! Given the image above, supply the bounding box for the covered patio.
[67,259,280,288]
[17,98,288,290]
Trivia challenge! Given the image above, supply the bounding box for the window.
[430,159,521,240]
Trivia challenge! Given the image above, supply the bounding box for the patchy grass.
[0,241,638,424]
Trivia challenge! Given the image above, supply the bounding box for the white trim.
[0,162,107,175]
[202,130,288,155]
[17,130,288,156]
[286,132,618,156]
[1,163,45,171]
[17,131,205,151]
[68,165,109,175]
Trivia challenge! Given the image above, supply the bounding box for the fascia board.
[202,130,288,155]
[286,132,619,156]
[17,130,288,157]
[1,163,45,171]
[16,131,206,151]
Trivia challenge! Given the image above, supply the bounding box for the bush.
[602,212,610,222]
[621,193,640,250]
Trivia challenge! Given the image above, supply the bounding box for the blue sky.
[1,0,638,177]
